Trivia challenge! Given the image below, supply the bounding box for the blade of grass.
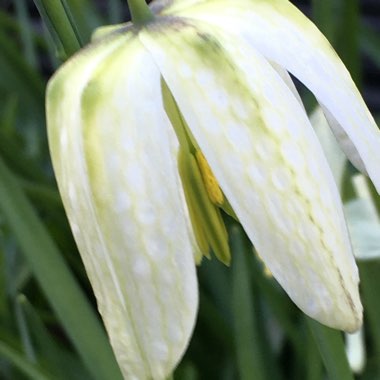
[312,0,336,43]
[15,0,38,69]
[360,23,380,69]
[198,258,232,325]
[0,29,45,105]
[0,340,52,380]
[18,295,92,380]
[230,225,267,380]
[64,0,102,43]
[358,261,380,374]
[0,155,123,380]
[305,320,324,380]
[32,0,81,57]
[336,0,361,82]
[198,292,233,350]
[14,297,37,363]
[307,318,354,380]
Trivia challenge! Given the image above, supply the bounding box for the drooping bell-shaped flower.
[46,0,380,379]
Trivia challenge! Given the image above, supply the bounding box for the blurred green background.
[0,0,380,379]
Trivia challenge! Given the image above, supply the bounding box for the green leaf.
[360,23,380,69]
[0,155,123,380]
[307,318,354,380]
[15,0,38,69]
[0,340,52,380]
[359,261,380,373]
[32,0,81,57]
[0,28,45,106]
[230,225,268,380]
[17,295,92,380]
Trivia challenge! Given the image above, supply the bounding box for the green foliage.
[0,0,379,379]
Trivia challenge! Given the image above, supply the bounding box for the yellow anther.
[195,150,224,206]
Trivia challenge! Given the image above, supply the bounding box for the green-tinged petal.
[140,19,362,332]
[168,0,380,193]
[91,23,132,42]
[149,0,200,15]
[46,33,198,379]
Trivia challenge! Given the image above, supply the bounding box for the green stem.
[33,0,81,57]
[126,0,154,26]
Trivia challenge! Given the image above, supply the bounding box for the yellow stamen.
[195,150,224,206]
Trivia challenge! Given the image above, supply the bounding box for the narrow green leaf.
[175,361,198,380]
[307,318,354,380]
[312,0,336,43]
[305,321,324,380]
[359,261,380,372]
[198,292,233,350]
[0,155,123,380]
[231,225,267,380]
[198,259,232,323]
[334,0,361,83]
[360,23,380,69]
[17,295,92,380]
[15,0,38,69]
[0,340,52,380]
[32,0,81,57]
[250,255,303,362]
[14,296,37,363]
[0,29,45,105]
[64,0,102,43]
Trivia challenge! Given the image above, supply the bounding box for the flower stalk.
[127,0,154,26]
[32,0,81,56]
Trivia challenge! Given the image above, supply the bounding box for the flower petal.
[140,19,362,332]
[47,35,198,379]
[169,0,380,193]
[321,107,367,175]
[310,107,346,187]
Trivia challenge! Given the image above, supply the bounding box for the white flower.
[46,0,380,378]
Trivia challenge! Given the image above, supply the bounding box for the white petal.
[269,62,304,109]
[140,20,362,332]
[310,107,346,188]
[322,106,367,174]
[171,0,380,193]
[47,35,198,379]
[345,329,366,374]
[345,174,380,261]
